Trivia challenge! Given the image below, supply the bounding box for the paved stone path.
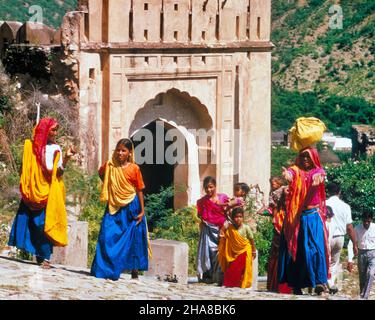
[0,255,359,300]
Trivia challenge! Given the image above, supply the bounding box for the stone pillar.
[240,51,272,196]
[51,220,88,268]
[145,239,189,284]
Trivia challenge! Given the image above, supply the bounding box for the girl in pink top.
[196,176,229,284]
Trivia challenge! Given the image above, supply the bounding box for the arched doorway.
[129,89,213,209]
[131,120,177,209]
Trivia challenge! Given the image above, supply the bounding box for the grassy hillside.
[271,0,375,135]
[272,0,375,103]
[1,0,374,137]
[0,0,77,28]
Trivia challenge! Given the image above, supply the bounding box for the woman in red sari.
[278,147,329,295]
[196,176,229,284]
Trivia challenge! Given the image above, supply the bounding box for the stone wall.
[51,220,88,268]
[83,0,271,44]
[76,0,273,202]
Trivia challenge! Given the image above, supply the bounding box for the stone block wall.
[145,239,189,284]
[51,220,88,268]
[84,0,271,44]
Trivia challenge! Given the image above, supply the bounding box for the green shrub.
[151,206,201,276]
[77,173,105,267]
[272,85,375,137]
[244,194,274,276]
[271,146,297,178]
[325,155,375,222]
[253,217,274,276]
[144,186,174,232]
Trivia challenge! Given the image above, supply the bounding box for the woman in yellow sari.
[8,118,75,268]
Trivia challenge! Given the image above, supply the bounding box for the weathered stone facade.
[74,0,273,206]
[16,22,55,46]
[0,21,22,58]
[1,0,273,207]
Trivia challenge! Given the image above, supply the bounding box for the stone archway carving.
[129,88,213,207]
[129,88,213,137]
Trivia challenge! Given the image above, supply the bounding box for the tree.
[325,155,375,222]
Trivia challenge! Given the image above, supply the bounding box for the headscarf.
[32,118,59,179]
[295,146,323,169]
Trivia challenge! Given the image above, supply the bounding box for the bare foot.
[41,260,51,269]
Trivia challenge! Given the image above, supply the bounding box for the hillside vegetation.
[0,0,374,136]
[272,0,374,135]
[0,0,77,28]
[272,0,375,101]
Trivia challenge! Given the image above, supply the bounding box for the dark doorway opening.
[132,121,174,209]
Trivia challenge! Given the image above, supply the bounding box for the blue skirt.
[90,195,149,280]
[8,201,53,260]
[278,208,327,289]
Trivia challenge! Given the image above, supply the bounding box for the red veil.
[32,118,59,179]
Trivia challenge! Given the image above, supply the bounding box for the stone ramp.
[0,255,350,300]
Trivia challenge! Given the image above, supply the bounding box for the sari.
[91,155,152,281]
[278,147,329,289]
[266,186,292,293]
[8,118,68,261]
[218,224,253,288]
[196,193,228,283]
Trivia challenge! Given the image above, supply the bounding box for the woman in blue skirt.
[91,138,151,280]
[278,147,330,295]
[8,118,75,268]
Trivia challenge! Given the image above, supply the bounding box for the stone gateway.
[64,0,273,206]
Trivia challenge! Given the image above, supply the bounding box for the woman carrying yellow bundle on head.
[218,207,256,288]
[8,118,75,269]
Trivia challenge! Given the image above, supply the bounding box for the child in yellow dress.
[218,207,256,288]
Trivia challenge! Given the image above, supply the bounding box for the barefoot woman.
[278,147,329,295]
[91,138,151,280]
[8,118,75,268]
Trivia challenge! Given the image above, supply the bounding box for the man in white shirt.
[326,183,358,294]
[348,211,375,300]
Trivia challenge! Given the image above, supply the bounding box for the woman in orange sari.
[278,147,329,295]
[91,138,151,281]
[8,118,75,268]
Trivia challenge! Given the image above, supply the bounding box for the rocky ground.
[0,254,372,300]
